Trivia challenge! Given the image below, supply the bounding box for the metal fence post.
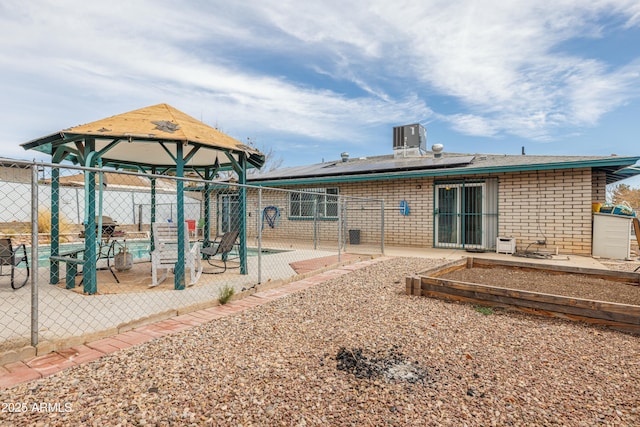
[150,174,156,251]
[341,199,347,251]
[31,162,39,346]
[337,196,342,262]
[313,197,318,250]
[381,199,385,254]
[257,187,262,284]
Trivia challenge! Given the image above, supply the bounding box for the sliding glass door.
[434,181,497,249]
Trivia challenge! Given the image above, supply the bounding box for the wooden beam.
[420,277,640,318]
[415,258,467,277]
[419,278,639,330]
[469,257,640,284]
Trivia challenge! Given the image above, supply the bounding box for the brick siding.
[497,168,594,255]
[244,167,602,255]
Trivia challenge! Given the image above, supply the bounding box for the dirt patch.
[602,261,640,274]
[441,266,640,306]
[335,346,431,384]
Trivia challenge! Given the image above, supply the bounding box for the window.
[289,188,338,219]
[218,193,240,233]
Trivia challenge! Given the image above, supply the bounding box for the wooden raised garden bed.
[406,257,640,334]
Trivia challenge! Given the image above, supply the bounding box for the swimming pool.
[29,240,287,267]
[28,240,151,268]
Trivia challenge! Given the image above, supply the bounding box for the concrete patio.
[0,246,367,362]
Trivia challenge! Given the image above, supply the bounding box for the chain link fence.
[0,159,383,356]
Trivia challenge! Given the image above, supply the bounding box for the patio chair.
[0,238,30,289]
[187,219,196,238]
[196,218,205,238]
[200,230,240,274]
[150,222,202,287]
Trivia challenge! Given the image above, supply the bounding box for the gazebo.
[21,103,264,294]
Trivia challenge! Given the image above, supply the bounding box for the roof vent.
[432,143,444,158]
[341,152,349,162]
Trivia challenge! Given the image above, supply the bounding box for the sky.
[1,0,640,186]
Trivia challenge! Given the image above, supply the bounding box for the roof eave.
[249,156,640,186]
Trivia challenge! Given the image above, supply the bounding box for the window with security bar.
[434,179,498,249]
[217,192,241,234]
[289,188,339,219]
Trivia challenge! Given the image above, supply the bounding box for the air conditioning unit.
[393,124,426,157]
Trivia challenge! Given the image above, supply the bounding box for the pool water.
[28,240,287,268]
[30,240,151,268]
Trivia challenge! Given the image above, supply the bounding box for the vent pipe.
[341,152,349,162]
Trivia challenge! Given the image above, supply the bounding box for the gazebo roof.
[21,103,265,171]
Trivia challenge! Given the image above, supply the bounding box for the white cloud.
[238,1,640,142]
[1,0,640,161]
[0,0,430,153]
[565,59,640,124]
[442,114,498,138]
[373,0,640,139]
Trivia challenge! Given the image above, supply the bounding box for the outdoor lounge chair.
[150,222,202,287]
[200,230,239,274]
[0,238,30,289]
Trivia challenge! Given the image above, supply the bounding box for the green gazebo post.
[49,166,60,285]
[82,148,98,295]
[202,166,214,249]
[227,152,248,274]
[173,144,186,289]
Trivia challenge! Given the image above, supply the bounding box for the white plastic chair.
[150,222,202,287]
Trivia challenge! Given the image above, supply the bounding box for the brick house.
[247,125,640,256]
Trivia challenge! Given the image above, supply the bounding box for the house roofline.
[248,156,640,186]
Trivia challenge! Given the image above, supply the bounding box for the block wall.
[497,168,594,255]
[241,179,435,247]
[339,178,434,247]
[591,170,607,203]
[243,188,344,247]
[243,167,600,255]
[0,165,31,183]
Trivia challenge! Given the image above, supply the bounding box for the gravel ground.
[602,260,640,274]
[1,257,639,426]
